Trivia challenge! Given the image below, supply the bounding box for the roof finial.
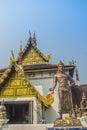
[29,30,31,37]
[20,41,22,53]
[11,50,14,59]
[18,41,23,65]
[32,32,37,45]
[10,50,16,63]
[28,30,32,42]
[33,32,35,38]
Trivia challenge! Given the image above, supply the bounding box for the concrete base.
[2,124,87,130]
[3,124,53,130]
[47,127,86,130]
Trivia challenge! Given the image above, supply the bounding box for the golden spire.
[18,41,22,65]
[11,50,14,59]
[19,41,22,53]
[29,30,32,42]
[33,32,36,41]
[10,50,16,63]
[32,32,37,45]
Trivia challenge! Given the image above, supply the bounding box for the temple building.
[0,33,75,124]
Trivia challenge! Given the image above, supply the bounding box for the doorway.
[5,101,33,124]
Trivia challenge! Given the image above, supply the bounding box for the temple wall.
[28,74,59,123]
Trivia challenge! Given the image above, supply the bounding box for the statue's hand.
[49,88,54,91]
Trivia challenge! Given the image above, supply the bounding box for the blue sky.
[0,0,87,84]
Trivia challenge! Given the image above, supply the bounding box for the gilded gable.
[0,71,36,98]
[22,48,45,65]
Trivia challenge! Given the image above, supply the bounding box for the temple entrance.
[5,101,33,124]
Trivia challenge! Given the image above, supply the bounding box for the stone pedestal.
[53,117,82,127]
[62,113,70,120]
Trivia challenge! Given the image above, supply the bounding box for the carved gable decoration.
[22,34,52,65]
[0,67,36,98]
[22,48,45,65]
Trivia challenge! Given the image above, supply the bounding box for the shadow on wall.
[46,106,58,123]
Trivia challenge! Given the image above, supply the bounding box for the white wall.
[29,73,59,123]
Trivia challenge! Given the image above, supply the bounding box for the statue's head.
[58,61,64,67]
[57,61,64,72]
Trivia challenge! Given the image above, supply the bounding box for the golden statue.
[49,61,75,119]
